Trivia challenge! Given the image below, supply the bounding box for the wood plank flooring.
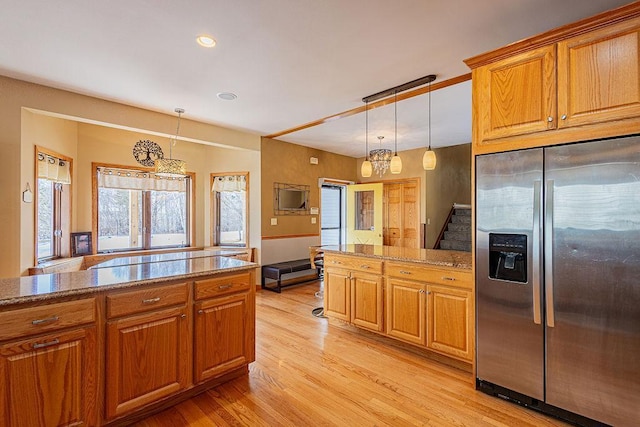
[134,281,569,427]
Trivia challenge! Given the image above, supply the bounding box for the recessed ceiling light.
[196,35,216,48]
[217,92,237,101]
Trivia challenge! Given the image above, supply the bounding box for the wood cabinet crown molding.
[464,2,640,69]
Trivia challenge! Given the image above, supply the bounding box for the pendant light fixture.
[389,90,402,174]
[361,100,373,178]
[156,108,187,177]
[422,78,437,170]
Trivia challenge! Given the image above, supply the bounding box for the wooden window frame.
[210,172,249,248]
[92,162,196,254]
[34,146,73,264]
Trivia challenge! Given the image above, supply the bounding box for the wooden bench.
[261,259,320,293]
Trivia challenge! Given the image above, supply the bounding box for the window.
[94,164,193,253]
[36,148,72,262]
[321,185,345,245]
[211,173,248,247]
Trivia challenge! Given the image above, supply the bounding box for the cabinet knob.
[198,309,204,315]
[360,265,370,269]
[32,338,60,349]
[547,116,553,122]
[442,276,456,281]
[399,270,412,275]
[419,289,425,294]
[561,114,567,120]
[142,297,161,304]
[181,314,187,319]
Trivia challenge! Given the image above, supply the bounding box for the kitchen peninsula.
[322,245,473,367]
[0,251,257,426]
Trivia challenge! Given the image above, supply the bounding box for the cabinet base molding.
[104,366,249,427]
[326,317,472,374]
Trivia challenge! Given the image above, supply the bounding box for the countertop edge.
[321,248,472,270]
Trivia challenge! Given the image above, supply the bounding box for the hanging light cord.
[394,91,398,155]
[170,108,184,159]
[428,80,432,151]
[365,100,369,160]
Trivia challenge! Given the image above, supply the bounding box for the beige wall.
[261,137,357,238]
[260,137,356,264]
[358,143,471,248]
[1,75,260,277]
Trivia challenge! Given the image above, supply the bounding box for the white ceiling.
[0,0,631,157]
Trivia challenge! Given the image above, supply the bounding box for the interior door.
[346,183,383,245]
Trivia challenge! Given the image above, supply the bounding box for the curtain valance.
[37,153,71,184]
[212,175,246,192]
[97,167,187,192]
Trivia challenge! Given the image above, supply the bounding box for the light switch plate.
[271,217,277,226]
[311,217,316,224]
[310,207,319,215]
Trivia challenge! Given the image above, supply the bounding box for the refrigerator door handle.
[545,179,555,328]
[532,180,542,325]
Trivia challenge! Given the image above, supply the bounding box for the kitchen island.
[0,251,257,426]
[321,245,473,368]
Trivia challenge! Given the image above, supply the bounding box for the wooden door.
[384,183,402,246]
[346,183,383,245]
[427,285,472,361]
[105,306,189,420]
[0,327,97,427]
[324,268,351,321]
[350,272,384,332]
[194,292,250,382]
[382,179,420,248]
[401,181,420,248]
[557,17,640,129]
[385,279,426,346]
[475,45,556,142]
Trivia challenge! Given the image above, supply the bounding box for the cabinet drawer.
[325,255,383,275]
[386,262,472,289]
[0,298,95,341]
[195,272,251,300]
[107,283,188,318]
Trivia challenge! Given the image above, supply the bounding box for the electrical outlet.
[311,217,316,224]
[271,217,277,226]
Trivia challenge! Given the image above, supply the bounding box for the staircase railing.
[433,204,456,249]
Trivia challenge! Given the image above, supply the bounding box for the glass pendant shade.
[390,155,402,174]
[422,149,437,170]
[361,160,373,177]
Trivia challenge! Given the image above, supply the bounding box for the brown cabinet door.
[0,327,97,427]
[194,293,250,383]
[475,45,556,142]
[105,306,189,420]
[557,17,640,129]
[350,272,384,332]
[427,285,472,361]
[385,278,426,346]
[324,268,351,321]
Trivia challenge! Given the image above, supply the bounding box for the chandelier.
[156,108,187,177]
[369,136,392,176]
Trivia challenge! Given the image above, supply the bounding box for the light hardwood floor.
[134,281,569,426]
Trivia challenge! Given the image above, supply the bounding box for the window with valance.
[95,165,192,253]
[211,173,248,247]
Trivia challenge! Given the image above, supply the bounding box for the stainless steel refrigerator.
[476,135,640,426]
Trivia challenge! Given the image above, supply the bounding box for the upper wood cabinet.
[557,19,640,129]
[468,10,640,153]
[475,45,557,142]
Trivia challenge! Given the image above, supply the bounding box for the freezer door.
[545,136,640,426]
[476,148,544,400]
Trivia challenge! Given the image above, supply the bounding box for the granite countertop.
[89,248,248,269]
[320,244,472,269]
[0,255,258,306]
